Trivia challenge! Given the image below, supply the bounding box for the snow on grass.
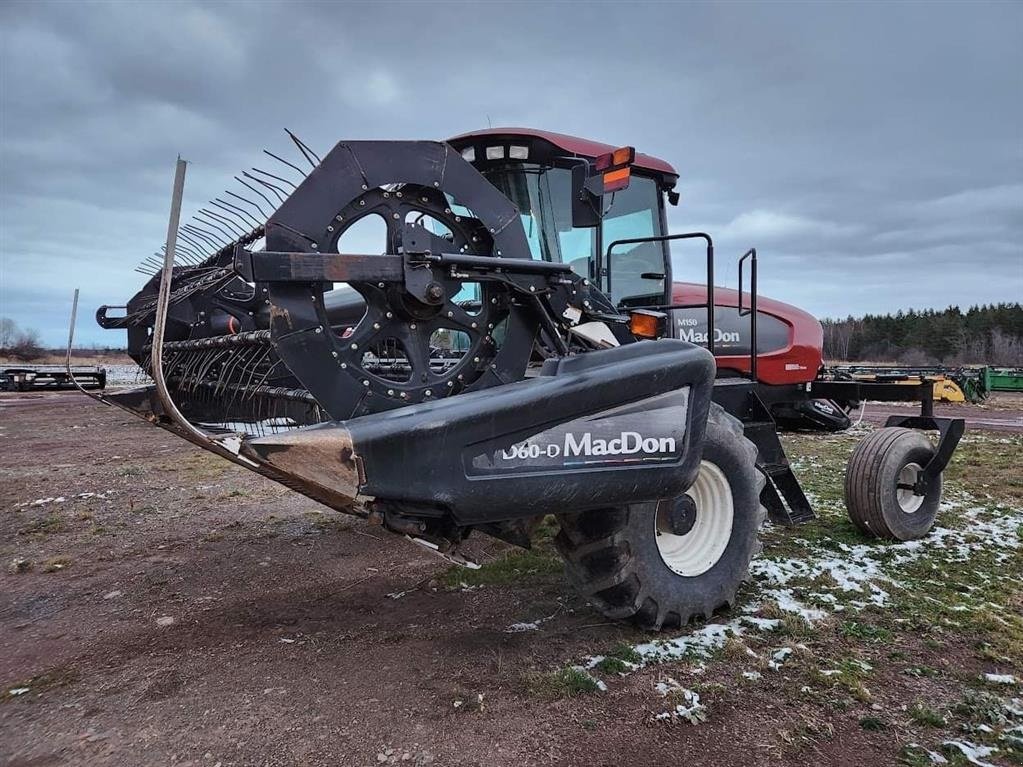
[577,490,1023,691]
[506,621,541,633]
[942,740,999,766]
[653,678,707,724]
[768,647,793,671]
[983,673,1018,686]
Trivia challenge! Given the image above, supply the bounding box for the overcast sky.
[1,1,1021,346]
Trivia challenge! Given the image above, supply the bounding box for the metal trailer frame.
[1,365,106,392]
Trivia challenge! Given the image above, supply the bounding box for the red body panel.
[672,283,823,386]
[447,127,679,178]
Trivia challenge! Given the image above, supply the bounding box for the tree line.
[822,303,1023,366]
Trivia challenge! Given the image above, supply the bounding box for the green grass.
[810,657,873,703]
[524,667,600,700]
[908,702,946,727]
[17,513,68,537]
[595,657,630,674]
[859,715,886,731]
[439,517,563,588]
[439,545,562,588]
[841,621,893,643]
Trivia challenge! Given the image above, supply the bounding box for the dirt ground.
[1,391,1021,766]
[860,391,1023,433]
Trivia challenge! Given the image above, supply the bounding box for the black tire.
[555,403,766,631]
[844,427,941,541]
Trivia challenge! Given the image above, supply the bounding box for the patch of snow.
[741,616,781,631]
[155,616,175,627]
[652,679,706,724]
[942,741,998,767]
[742,671,762,681]
[505,621,540,633]
[769,647,793,671]
[983,673,1017,685]
[904,744,948,764]
[760,588,827,622]
[8,688,29,696]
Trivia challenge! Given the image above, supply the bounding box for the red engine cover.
[671,283,823,385]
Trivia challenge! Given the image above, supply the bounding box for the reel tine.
[285,128,321,166]
[251,166,297,191]
[181,223,221,249]
[213,198,262,229]
[226,189,269,219]
[203,204,251,235]
[243,170,288,202]
[235,175,278,212]
[186,222,230,248]
[167,242,200,264]
[199,208,246,238]
[177,230,211,258]
[263,149,307,178]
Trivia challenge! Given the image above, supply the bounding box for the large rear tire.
[555,403,766,631]
[844,427,941,541]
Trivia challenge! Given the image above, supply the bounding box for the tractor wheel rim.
[896,462,925,514]
[655,460,734,577]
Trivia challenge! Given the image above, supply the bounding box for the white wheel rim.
[896,462,925,514]
[655,460,734,577]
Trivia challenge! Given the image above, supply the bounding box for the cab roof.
[447,127,678,180]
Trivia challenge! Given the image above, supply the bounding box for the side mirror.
[571,163,601,228]
[571,146,636,228]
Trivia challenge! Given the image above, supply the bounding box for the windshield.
[483,164,667,305]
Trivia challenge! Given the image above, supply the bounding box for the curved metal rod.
[251,165,298,191]
[65,288,109,405]
[199,208,246,238]
[242,171,288,203]
[263,149,307,178]
[205,206,251,236]
[286,128,321,166]
[225,189,268,220]
[183,223,228,249]
[162,243,199,264]
[213,197,262,228]
[234,176,276,213]
[176,230,210,257]
[195,211,239,240]
[150,158,251,459]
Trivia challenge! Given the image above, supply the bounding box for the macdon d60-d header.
[81,128,963,630]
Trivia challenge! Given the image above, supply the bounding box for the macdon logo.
[676,319,741,344]
[502,432,677,460]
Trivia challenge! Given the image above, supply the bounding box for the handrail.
[738,248,758,382]
[606,232,715,354]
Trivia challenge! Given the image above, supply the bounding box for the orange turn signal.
[595,145,636,171]
[630,309,666,339]
[603,166,631,193]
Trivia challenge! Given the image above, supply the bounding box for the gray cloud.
[1,0,1021,345]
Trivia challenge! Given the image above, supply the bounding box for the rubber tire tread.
[843,427,941,541]
[555,402,766,631]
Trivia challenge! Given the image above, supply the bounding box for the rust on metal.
[243,424,363,504]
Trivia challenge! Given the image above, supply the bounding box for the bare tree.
[8,326,44,361]
[0,317,16,351]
